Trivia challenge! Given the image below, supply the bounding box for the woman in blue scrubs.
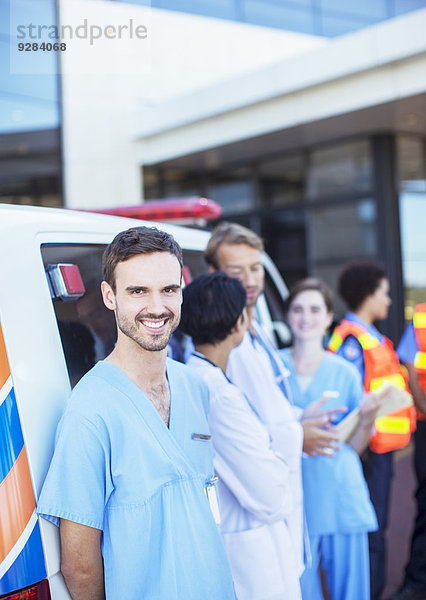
[279,278,381,600]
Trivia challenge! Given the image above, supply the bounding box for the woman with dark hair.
[279,278,380,600]
[180,272,304,600]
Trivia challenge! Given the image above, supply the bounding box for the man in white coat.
[204,222,343,591]
[180,271,302,600]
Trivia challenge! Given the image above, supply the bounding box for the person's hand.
[302,396,348,425]
[359,391,384,428]
[301,397,347,457]
[349,391,385,455]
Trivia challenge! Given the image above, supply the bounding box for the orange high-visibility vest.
[413,303,426,421]
[413,303,426,392]
[328,320,416,453]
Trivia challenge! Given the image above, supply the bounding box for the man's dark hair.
[338,260,388,311]
[102,226,183,291]
[180,272,246,345]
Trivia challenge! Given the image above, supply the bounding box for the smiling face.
[215,243,264,308]
[102,251,182,352]
[287,289,333,343]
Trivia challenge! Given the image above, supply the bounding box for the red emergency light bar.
[1,579,51,599]
[83,197,222,223]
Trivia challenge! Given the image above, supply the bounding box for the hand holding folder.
[336,383,413,443]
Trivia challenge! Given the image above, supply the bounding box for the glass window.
[320,0,388,19]
[398,136,426,314]
[207,169,255,216]
[321,13,377,36]
[0,0,62,207]
[0,129,62,206]
[143,0,238,19]
[243,0,315,33]
[394,0,426,16]
[308,199,377,261]
[261,207,307,289]
[313,263,347,318]
[307,140,373,200]
[397,136,425,184]
[1,0,60,133]
[258,154,305,207]
[161,167,201,199]
[399,191,426,314]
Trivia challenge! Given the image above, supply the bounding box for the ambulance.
[0,202,288,599]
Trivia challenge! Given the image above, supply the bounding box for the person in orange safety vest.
[327,260,415,600]
[390,304,426,600]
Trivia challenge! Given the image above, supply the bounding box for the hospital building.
[1,0,426,342]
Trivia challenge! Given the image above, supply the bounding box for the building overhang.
[136,8,426,169]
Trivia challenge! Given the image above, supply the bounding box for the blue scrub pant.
[300,532,370,600]
[404,420,426,590]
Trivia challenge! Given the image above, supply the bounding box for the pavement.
[382,443,417,599]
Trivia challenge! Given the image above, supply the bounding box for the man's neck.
[106,339,170,426]
[195,339,233,374]
[353,307,373,326]
[291,339,325,375]
[106,336,167,391]
[246,305,256,335]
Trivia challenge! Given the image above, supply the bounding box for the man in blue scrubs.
[38,226,235,600]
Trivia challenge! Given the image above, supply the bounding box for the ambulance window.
[41,244,207,386]
[42,244,116,387]
[179,249,209,282]
[262,269,291,348]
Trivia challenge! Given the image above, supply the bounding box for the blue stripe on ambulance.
[0,381,47,594]
[0,520,46,596]
[0,387,25,483]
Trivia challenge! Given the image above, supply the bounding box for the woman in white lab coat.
[180,272,302,600]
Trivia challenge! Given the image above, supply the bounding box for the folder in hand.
[336,383,413,443]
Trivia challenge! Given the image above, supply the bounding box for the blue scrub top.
[279,350,377,536]
[37,359,235,600]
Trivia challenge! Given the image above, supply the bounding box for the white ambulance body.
[0,204,288,599]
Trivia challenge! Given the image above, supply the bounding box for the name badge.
[192,433,211,441]
[205,476,221,525]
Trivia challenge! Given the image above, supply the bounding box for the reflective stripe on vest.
[374,416,410,434]
[413,304,426,379]
[369,373,406,392]
[413,310,426,329]
[412,304,426,420]
[414,351,426,372]
[328,331,343,353]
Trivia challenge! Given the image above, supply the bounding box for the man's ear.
[231,314,245,335]
[101,281,116,311]
[207,264,215,273]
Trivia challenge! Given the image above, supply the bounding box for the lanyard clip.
[205,476,220,525]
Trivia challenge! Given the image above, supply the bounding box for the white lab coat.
[227,324,305,583]
[187,353,302,600]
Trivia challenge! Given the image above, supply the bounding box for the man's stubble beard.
[116,307,180,352]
